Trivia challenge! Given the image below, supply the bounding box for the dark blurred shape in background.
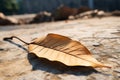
[0,0,120,15]
[0,0,19,15]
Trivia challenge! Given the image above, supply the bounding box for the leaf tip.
[95,64,112,68]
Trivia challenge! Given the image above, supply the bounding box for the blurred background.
[0,0,120,15]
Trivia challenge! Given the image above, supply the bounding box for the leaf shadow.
[4,39,99,76]
[28,53,98,76]
[3,39,28,53]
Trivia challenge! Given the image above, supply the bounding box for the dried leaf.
[3,33,110,68]
[28,33,110,68]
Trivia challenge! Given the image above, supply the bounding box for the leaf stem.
[3,36,30,45]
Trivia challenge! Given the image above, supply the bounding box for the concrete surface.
[0,17,120,80]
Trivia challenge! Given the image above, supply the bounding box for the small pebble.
[93,42,101,47]
[0,48,4,51]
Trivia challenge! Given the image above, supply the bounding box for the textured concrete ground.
[0,17,120,80]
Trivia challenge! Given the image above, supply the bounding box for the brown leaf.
[28,33,110,68]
